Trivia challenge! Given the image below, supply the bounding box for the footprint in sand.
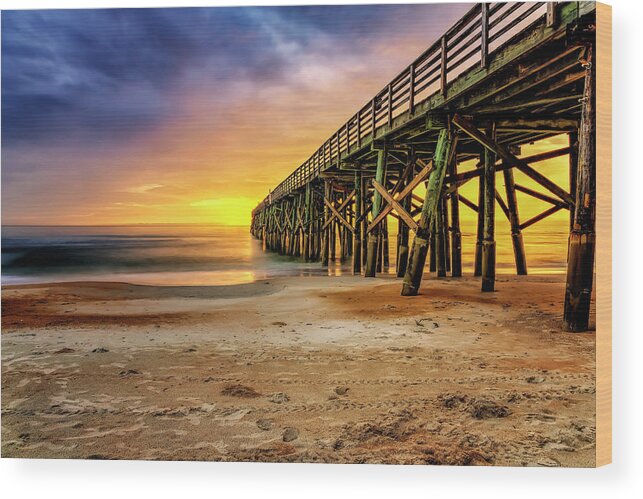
[282,427,299,442]
[268,392,290,404]
[257,419,274,431]
[221,384,261,398]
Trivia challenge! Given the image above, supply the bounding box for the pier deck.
[250,2,598,331]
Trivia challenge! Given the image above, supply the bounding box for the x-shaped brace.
[367,160,433,233]
[323,190,356,234]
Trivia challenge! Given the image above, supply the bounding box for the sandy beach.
[1,274,595,466]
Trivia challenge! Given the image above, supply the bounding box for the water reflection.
[2,222,570,286]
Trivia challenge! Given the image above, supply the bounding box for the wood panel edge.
[595,0,612,468]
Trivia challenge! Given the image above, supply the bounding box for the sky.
[1,3,482,226]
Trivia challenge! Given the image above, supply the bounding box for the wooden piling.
[474,152,485,276]
[442,195,451,273]
[402,127,453,296]
[321,181,330,267]
[365,148,386,277]
[564,48,595,332]
[330,191,337,263]
[396,154,413,277]
[347,204,352,260]
[376,232,383,273]
[303,185,310,261]
[382,217,390,270]
[436,198,447,278]
[314,191,324,262]
[309,193,316,260]
[362,177,369,269]
[503,163,528,274]
[568,131,579,231]
[449,154,463,277]
[481,125,496,292]
[353,171,363,274]
[429,230,437,272]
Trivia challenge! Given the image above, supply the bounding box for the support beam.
[303,184,311,261]
[372,181,418,232]
[472,94,583,115]
[436,198,447,278]
[459,194,478,213]
[449,154,462,277]
[362,189,369,269]
[323,192,355,233]
[452,114,575,206]
[564,48,595,332]
[568,130,579,230]
[397,151,414,278]
[443,195,451,273]
[365,148,386,277]
[369,160,433,230]
[382,217,390,270]
[474,152,485,277]
[481,124,496,292]
[353,172,363,274]
[429,230,437,273]
[321,181,330,267]
[444,147,571,186]
[503,163,528,275]
[514,183,568,208]
[520,205,564,230]
[331,221,338,261]
[495,190,511,222]
[402,127,455,296]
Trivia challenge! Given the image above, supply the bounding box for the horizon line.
[1,223,250,228]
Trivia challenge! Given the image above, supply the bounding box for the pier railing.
[253,1,552,215]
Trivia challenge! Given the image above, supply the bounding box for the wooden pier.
[250,1,597,332]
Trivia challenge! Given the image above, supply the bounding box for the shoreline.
[2,273,596,465]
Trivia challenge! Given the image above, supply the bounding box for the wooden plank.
[472,94,583,114]
[474,52,582,111]
[409,63,416,114]
[595,1,612,467]
[546,1,558,27]
[441,35,448,97]
[481,2,489,67]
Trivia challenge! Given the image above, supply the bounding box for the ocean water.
[1,223,569,286]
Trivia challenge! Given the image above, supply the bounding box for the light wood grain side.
[596,1,612,468]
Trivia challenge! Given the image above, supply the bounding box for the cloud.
[125,183,165,194]
[1,4,473,225]
[2,5,471,145]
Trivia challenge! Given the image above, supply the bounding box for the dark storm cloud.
[1,7,282,144]
[1,4,469,145]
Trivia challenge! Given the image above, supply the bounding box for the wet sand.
[1,274,596,466]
